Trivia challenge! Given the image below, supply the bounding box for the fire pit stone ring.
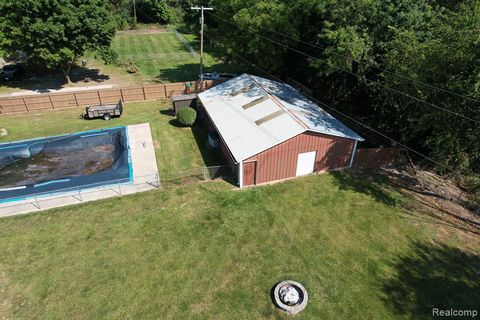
[273,280,308,315]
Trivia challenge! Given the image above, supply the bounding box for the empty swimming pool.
[0,127,132,203]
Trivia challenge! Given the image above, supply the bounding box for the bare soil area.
[355,165,480,247]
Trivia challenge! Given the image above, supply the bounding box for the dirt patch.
[353,166,480,246]
[0,128,7,137]
[0,271,27,319]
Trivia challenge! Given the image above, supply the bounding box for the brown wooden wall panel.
[243,132,355,186]
[165,84,186,98]
[50,93,77,109]
[143,85,166,99]
[98,90,122,104]
[24,96,52,110]
[120,87,144,102]
[352,148,398,169]
[0,98,28,113]
[74,91,101,107]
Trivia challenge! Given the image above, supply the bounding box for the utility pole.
[133,0,137,24]
[190,6,213,80]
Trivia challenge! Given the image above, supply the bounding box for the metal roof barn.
[197,74,364,188]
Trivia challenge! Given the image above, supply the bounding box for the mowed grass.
[0,31,234,95]
[0,172,479,319]
[0,100,224,174]
[1,104,479,319]
[110,32,220,83]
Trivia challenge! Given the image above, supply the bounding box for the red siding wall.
[197,102,238,179]
[243,132,355,186]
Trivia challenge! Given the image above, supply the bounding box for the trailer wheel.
[103,113,112,121]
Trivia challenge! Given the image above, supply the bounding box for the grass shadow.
[331,168,480,237]
[190,123,225,167]
[168,119,186,128]
[329,170,402,207]
[381,240,480,318]
[0,66,110,93]
[70,66,110,83]
[155,62,246,83]
[159,109,174,117]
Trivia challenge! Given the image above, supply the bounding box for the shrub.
[99,48,119,65]
[125,61,139,74]
[177,107,196,126]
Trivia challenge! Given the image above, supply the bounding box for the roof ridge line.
[246,74,309,130]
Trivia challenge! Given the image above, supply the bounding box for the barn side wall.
[243,131,355,186]
[197,101,238,180]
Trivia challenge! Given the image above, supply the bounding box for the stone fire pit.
[273,280,308,315]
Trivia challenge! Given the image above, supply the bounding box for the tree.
[0,0,116,84]
[108,0,134,29]
[204,0,480,175]
[137,0,182,24]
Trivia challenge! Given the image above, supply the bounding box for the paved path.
[0,123,159,218]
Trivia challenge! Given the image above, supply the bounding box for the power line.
[204,32,463,175]
[210,8,480,104]
[207,11,480,125]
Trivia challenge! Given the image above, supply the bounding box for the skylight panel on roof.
[255,110,285,125]
[242,95,270,110]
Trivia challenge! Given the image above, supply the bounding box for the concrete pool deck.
[0,123,159,218]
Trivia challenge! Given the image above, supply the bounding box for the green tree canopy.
[204,0,480,175]
[0,0,116,84]
[136,0,183,25]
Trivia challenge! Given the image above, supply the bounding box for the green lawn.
[0,31,236,95]
[0,100,224,175]
[0,172,478,319]
[0,104,479,319]
[108,32,233,83]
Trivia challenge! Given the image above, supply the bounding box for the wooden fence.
[0,80,218,115]
[352,147,399,169]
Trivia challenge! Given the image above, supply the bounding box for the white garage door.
[295,151,317,177]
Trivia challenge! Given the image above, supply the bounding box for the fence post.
[142,86,147,100]
[97,91,102,105]
[120,89,124,102]
[164,84,168,98]
[49,94,55,110]
[155,172,161,188]
[74,92,79,107]
[22,97,29,111]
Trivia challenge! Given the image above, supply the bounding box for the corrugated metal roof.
[198,74,364,162]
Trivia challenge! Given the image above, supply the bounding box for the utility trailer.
[84,100,123,120]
